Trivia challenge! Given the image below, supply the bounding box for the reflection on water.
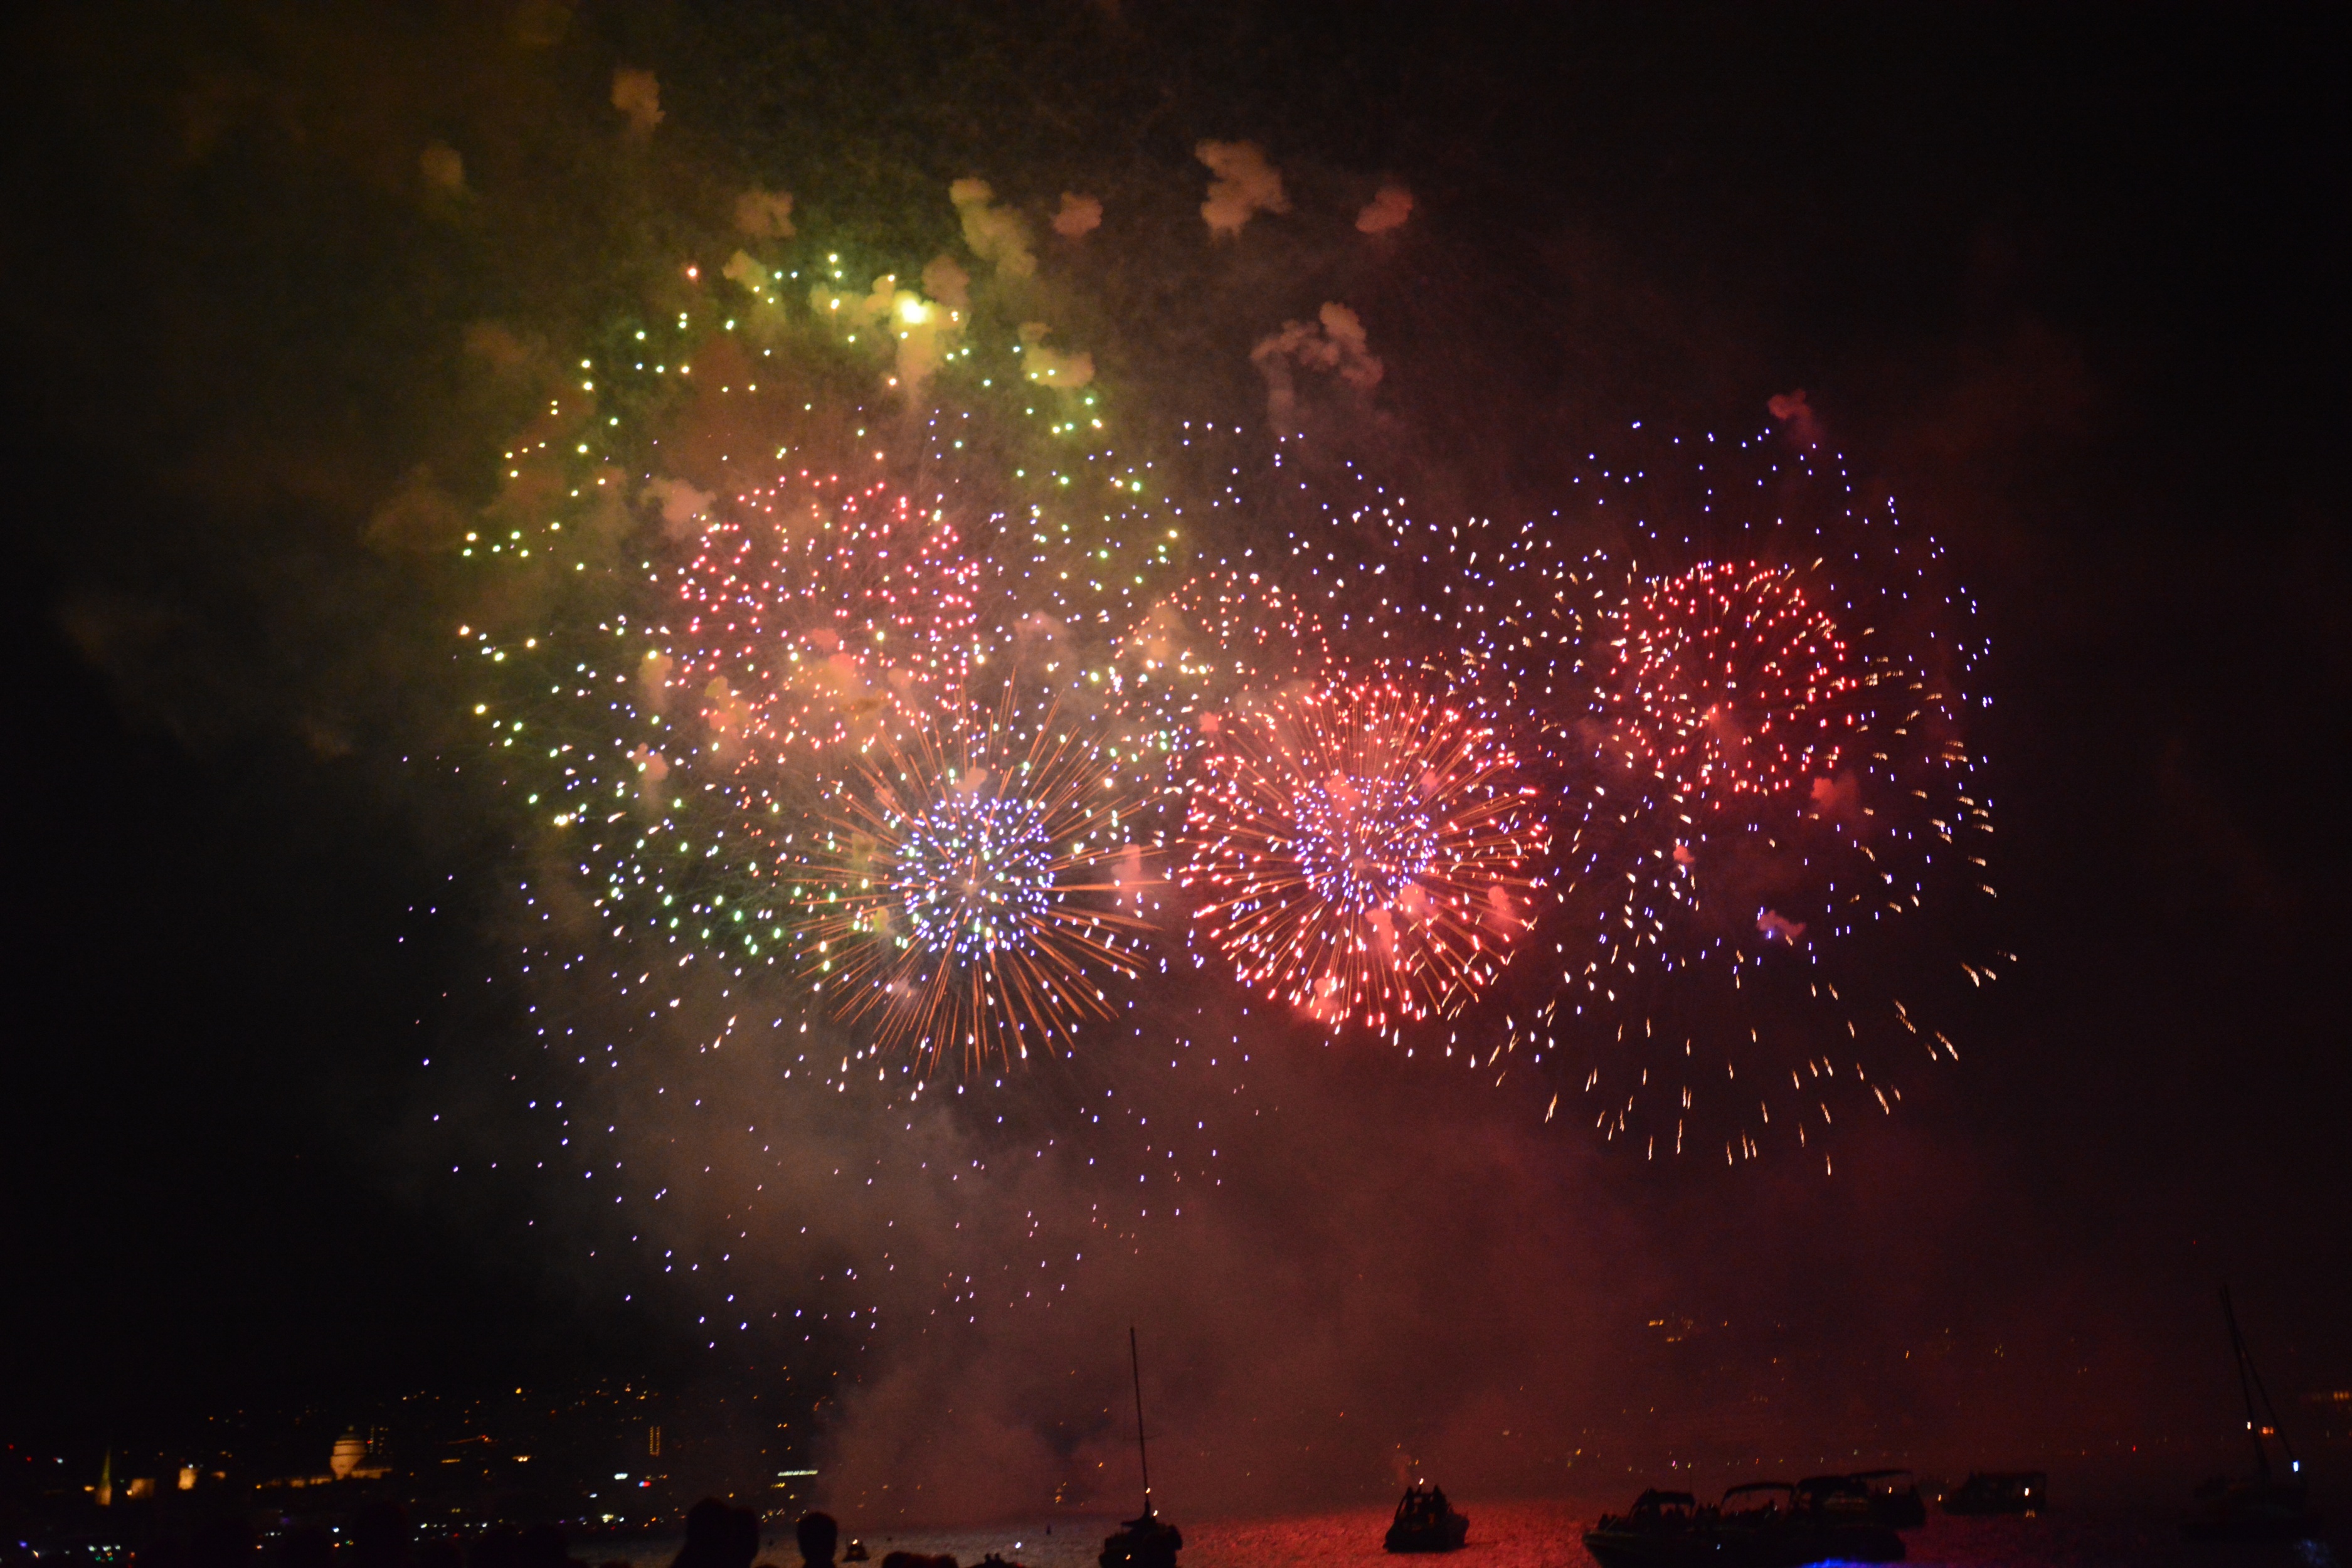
[662,1496,2344,1568]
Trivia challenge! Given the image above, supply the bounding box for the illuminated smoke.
[1356,184,1415,234]
[610,67,663,134]
[921,255,972,309]
[1052,192,1103,238]
[419,142,465,194]
[640,477,716,539]
[1250,302,1384,422]
[950,177,1038,279]
[1019,322,1094,389]
[1767,388,1822,448]
[736,186,796,238]
[1196,139,1289,236]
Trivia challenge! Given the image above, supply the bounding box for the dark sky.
[3,0,2347,1510]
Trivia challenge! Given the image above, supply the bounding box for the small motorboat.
[1941,1471,2044,1517]
[1584,1481,1904,1567]
[1712,1483,1796,1559]
[1793,1473,1873,1527]
[1384,1483,1469,1552]
[1734,1481,1904,1564]
[1580,1489,1708,1567]
[842,1544,871,1564]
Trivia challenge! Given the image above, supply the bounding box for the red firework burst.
[1180,676,1548,1034]
[1600,560,1865,806]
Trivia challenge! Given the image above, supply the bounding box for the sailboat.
[2183,1286,2319,1542]
[1099,1328,1183,1568]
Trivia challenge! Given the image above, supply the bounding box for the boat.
[1098,1512,1182,1568]
[1771,1481,1905,1564]
[1099,1328,1182,1568]
[2182,1288,2319,1542]
[1712,1483,1801,1560]
[1784,1471,1919,1540]
[1384,1483,1470,1552]
[1851,1470,1927,1529]
[1581,1490,1707,1567]
[1793,1473,1873,1527]
[1583,1482,1904,1567]
[1940,1471,2044,1517]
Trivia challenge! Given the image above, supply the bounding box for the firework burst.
[1182,675,1548,1034]
[1511,424,1995,1163]
[1599,559,1865,807]
[785,698,1153,1076]
[1101,568,1334,783]
[668,474,983,763]
[455,218,1199,1004]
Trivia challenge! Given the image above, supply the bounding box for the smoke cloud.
[1019,321,1095,390]
[1355,184,1414,235]
[1197,140,1289,236]
[951,178,1039,280]
[1767,388,1821,448]
[641,476,714,538]
[1250,302,1384,423]
[419,142,466,194]
[736,186,796,238]
[921,255,972,310]
[1053,192,1104,239]
[364,465,471,554]
[611,67,664,134]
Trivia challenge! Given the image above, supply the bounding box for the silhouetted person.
[516,1525,573,1568]
[728,1511,760,1568]
[273,1526,333,1568]
[470,1526,524,1568]
[189,1519,255,1568]
[135,1532,193,1568]
[674,1501,758,1568]
[793,1514,837,1568]
[352,1502,413,1568]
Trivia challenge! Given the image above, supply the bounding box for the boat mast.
[1130,1325,1155,1517]
[2220,1287,2299,1480]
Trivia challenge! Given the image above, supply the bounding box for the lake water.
[704,1497,2348,1568]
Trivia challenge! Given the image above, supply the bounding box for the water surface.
[718,1498,2346,1568]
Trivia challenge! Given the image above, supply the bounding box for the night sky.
[4,1,2347,1516]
